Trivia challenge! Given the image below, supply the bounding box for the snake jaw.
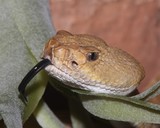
[18,59,52,102]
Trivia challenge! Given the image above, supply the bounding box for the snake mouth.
[18,59,52,102]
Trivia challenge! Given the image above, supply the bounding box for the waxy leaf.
[80,94,160,124]
[34,100,65,128]
[71,81,160,124]
[0,0,55,127]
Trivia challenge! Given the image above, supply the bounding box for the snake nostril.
[71,61,78,67]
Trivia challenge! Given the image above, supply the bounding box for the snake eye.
[87,52,99,61]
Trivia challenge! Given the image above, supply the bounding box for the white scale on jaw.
[45,64,137,96]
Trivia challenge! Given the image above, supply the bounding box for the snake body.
[41,30,145,96]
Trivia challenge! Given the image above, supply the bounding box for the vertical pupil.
[88,52,98,61]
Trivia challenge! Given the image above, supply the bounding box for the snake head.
[41,30,145,96]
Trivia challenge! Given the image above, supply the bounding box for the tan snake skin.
[42,30,144,96]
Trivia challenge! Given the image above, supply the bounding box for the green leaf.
[68,98,94,128]
[34,100,65,128]
[80,94,160,124]
[132,81,160,101]
[61,78,159,124]
[0,0,55,127]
